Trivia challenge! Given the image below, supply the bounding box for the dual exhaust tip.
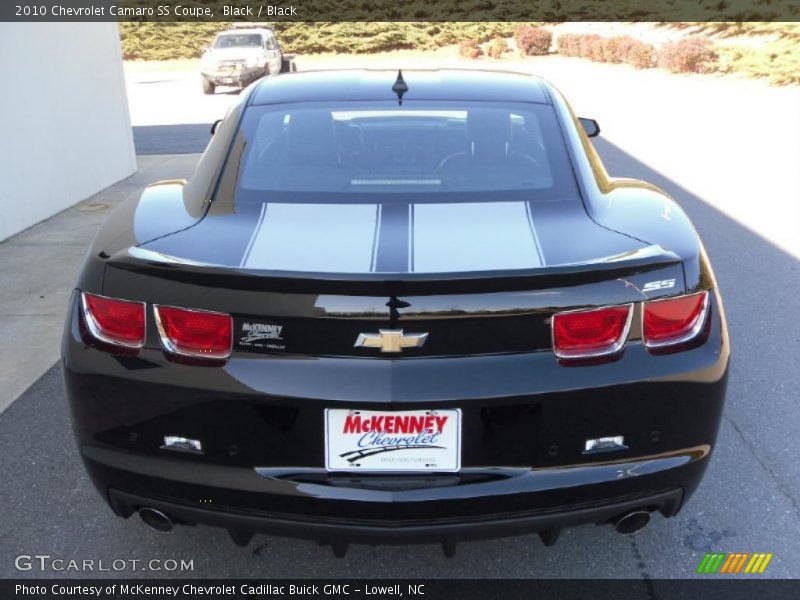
[613,510,651,535]
[139,507,174,532]
[138,508,255,547]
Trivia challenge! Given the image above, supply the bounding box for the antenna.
[392,70,408,106]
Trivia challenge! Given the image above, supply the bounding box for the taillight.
[81,292,145,348]
[154,305,232,360]
[552,304,633,360]
[643,291,709,349]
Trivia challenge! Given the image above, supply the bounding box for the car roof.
[248,69,552,106]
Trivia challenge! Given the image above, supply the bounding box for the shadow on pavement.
[133,124,212,155]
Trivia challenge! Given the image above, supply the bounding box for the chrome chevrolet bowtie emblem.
[354,329,428,353]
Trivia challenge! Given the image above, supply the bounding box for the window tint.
[213,34,263,49]
[226,102,578,202]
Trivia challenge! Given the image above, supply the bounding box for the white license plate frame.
[325,409,461,473]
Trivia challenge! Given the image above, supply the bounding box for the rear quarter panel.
[546,85,711,292]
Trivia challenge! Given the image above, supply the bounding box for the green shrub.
[514,25,551,56]
[556,33,581,57]
[459,39,483,59]
[487,37,509,59]
[624,39,657,68]
[602,36,636,63]
[556,32,655,69]
[578,34,603,60]
[658,37,718,73]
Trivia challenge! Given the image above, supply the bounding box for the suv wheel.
[201,77,215,95]
[281,58,297,73]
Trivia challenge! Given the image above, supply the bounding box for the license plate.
[325,409,461,472]
[221,77,234,84]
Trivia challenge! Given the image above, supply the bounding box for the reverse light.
[154,305,232,360]
[161,436,203,454]
[643,291,709,349]
[584,436,627,454]
[81,292,145,349]
[552,304,633,360]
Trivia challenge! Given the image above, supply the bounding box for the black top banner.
[2,0,799,22]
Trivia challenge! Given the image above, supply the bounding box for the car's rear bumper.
[79,439,711,547]
[202,68,263,87]
[108,485,683,546]
[62,289,729,546]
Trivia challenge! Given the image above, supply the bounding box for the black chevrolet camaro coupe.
[62,69,729,557]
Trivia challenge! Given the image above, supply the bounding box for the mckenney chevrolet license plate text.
[325,409,461,472]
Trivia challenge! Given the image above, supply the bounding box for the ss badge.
[642,279,676,293]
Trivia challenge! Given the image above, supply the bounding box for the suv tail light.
[154,305,232,360]
[552,304,633,360]
[81,292,145,349]
[643,291,709,349]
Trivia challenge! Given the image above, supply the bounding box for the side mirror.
[579,117,600,138]
[210,119,223,135]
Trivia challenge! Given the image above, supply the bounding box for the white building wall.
[0,22,136,241]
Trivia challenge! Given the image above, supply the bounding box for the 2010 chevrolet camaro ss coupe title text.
[62,69,729,557]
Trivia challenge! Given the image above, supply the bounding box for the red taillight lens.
[81,292,145,348]
[643,291,709,349]
[154,305,232,359]
[552,304,633,359]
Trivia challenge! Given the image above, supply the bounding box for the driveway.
[1,53,798,579]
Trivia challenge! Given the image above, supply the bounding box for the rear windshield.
[213,34,262,49]
[223,101,579,203]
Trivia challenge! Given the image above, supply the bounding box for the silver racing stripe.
[525,201,547,266]
[412,202,545,273]
[370,203,382,272]
[240,203,268,267]
[240,201,544,274]
[242,203,379,273]
[408,203,415,273]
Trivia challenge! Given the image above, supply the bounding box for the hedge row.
[557,33,717,73]
[121,23,758,82]
[454,27,717,75]
[119,22,522,60]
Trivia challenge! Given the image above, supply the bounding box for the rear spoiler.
[109,245,683,296]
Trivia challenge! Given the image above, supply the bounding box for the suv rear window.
[224,101,579,203]
[213,34,262,49]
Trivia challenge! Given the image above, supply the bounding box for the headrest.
[286,110,337,161]
[467,110,512,159]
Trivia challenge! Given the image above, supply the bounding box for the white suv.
[199,26,292,94]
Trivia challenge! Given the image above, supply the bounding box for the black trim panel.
[109,487,682,544]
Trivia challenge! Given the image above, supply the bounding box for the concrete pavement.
[0,154,199,414]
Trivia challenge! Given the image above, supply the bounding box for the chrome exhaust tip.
[613,510,651,535]
[139,507,174,532]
